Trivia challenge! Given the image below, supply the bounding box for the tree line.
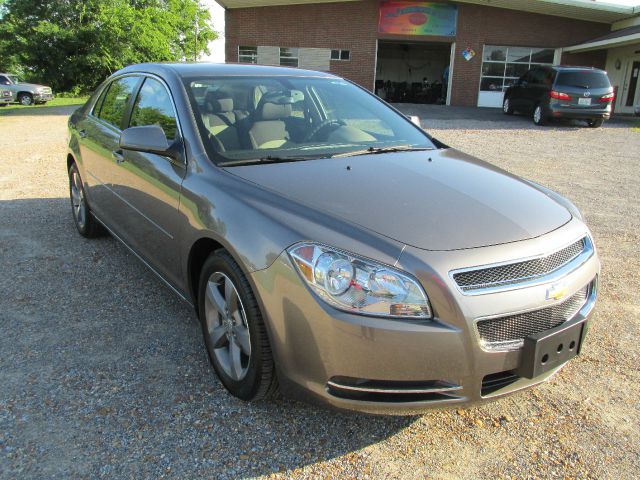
[0,0,217,92]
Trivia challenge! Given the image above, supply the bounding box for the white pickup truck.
[0,73,54,106]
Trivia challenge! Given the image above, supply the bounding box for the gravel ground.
[1,105,639,479]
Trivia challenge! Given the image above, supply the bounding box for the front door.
[111,76,186,287]
[619,58,640,114]
[78,75,142,225]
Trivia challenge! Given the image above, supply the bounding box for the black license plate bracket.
[516,318,586,379]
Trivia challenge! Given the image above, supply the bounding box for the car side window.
[97,76,139,129]
[129,77,178,141]
[0,75,10,85]
[530,69,545,85]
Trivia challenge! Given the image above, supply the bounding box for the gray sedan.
[66,63,599,414]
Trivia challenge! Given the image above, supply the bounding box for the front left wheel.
[18,93,33,106]
[503,97,514,115]
[198,250,278,401]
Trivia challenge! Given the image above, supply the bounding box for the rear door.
[553,70,613,110]
[76,75,141,224]
[110,76,186,286]
[509,70,532,110]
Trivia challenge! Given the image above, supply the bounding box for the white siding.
[257,46,280,66]
[299,48,331,71]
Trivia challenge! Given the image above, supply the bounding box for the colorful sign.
[462,47,476,61]
[378,2,458,36]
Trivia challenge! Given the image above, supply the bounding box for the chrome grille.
[477,284,589,350]
[453,238,586,292]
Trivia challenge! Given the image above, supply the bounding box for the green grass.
[0,96,88,115]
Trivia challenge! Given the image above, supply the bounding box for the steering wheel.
[303,119,345,142]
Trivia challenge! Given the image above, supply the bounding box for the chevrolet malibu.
[66,63,599,414]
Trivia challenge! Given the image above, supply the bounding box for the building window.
[238,46,258,64]
[280,48,299,67]
[331,49,351,61]
[480,46,554,92]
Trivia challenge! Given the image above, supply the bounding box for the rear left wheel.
[533,105,547,126]
[587,119,604,128]
[68,163,104,238]
[198,250,278,401]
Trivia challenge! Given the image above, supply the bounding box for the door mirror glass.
[119,125,172,156]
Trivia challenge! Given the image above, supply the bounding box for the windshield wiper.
[331,145,434,158]
[219,155,321,167]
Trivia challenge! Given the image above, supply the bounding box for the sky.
[199,0,640,63]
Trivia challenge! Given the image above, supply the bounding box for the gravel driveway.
[1,105,639,479]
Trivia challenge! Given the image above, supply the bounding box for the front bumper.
[251,219,599,414]
[33,92,54,102]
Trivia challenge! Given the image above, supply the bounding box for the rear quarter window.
[555,71,611,89]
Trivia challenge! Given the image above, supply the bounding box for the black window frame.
[127,76,181,142]
[331,49,351,61]
[93,75,143,131]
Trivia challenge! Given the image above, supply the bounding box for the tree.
[0,0,217,92]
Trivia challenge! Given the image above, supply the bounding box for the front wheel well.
[18,91,33,98]
[188,237,224,305]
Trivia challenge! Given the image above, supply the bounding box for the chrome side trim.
[449,235,593,296]
[326,380,462,395]
[92,212,191,305]
[87,170,174,240]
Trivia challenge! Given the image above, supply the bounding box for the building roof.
[564,23,640,51]
[215,0,639,24]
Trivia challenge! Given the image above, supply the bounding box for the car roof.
[550,66,607,73]
[116,62,339,79]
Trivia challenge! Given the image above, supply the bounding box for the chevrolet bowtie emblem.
[546,283,567,301]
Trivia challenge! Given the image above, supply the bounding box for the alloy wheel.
[534,106,542,124]
[70,169,87,229]
[19,95,33,106]
[204,272,252,381]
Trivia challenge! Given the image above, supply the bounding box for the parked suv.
[0,73,54,106]
[503,66,614,127]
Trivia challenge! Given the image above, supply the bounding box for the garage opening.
[375,40,452,104]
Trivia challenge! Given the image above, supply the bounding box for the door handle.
[112,149,125,164]
[78,129,87,138]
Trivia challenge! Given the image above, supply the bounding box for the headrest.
[204,90,233,113]
[210,98,234,113]
[259,102,292,120]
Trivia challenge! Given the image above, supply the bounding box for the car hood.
[224,149,572,250]
[16,83,48,89]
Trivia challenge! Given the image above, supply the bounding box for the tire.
[587,118,604,128]
[502,97,514,115]
[68,163,104,238]
[0,103,7,107]
[533,104,547,126]
[198,250,278,401]
[18,93,33,106]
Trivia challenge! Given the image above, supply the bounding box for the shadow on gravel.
[0,197,415,479]
[394,103,637,131]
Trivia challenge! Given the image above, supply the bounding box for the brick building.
[218,0,639,108]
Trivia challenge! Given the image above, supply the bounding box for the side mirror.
[119,125,175,158]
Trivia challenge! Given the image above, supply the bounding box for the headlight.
[288,243,432,319]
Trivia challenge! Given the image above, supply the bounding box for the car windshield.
[555,71,610,89]
[184,76,435,164]
[7,75,19,84]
